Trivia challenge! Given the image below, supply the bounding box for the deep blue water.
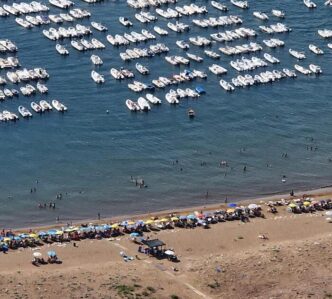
[0,0,331,228]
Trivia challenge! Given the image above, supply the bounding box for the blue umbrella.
[48,229,57,235]
[187,214,196,220]
[228,203,237,208]
[103,225,111,230]
[38,231,47,237]
[179,216,187,220]
[19,233,29,239]
[47,251,56,257]
[130,232,140,237]
[136,220,144,225]
[13,236,21,241]
[121,221,129,226]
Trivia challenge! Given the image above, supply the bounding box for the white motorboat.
[211,1,228,11]
[294,64,312,75]
[264,53,280,64]
[71,40,85,51]
[15,17,33,29]
[3,110,18,121]
[303,0,316,8]
[126,99,140,111]
[230,0,248,9]
[18,106,32,118]
[253,11,269,21]
[137,97,151,111]
[91,55,103,65]
[318,29,332,38]
[91,22,108,32]
[110,68,124,80]
[31,101,43,113]
[204,50,220,59]
[220,79,235,91]
[209,64,227,75]
[40,100,52,111]
[309,44,324,55]
[135,63,149,75]
[283,68,297,78]
[56,44,69,55]
[176,40,190,50]
[328,43,332,49]
[36,82,48,94]
[271,9,285,18]
[186,53,203,62]
[119,17,132,27]
[146,93,161,104]
[153,26,168,36]
[52,100,67,111]
[91,70,104,83]
[289,49,306,59]
[309,64,322,74]
[165,92,179,104]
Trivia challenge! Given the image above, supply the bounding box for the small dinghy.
[91,54,103,65]
[18,105,32,118]
[91,70,104,83]
[146,93,161,104]
[137,97,151,111]
[52,100,68,111]
[126,99,140,111]
[135,63,149,75]
[40,100,52,111]
[31,101,43,113]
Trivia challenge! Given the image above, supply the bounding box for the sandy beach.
[1,188,332,298]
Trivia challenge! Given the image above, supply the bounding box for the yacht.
[18,106,32,118]
[91,71,104,83]
[91,55,103,65]
[52,100,67,111]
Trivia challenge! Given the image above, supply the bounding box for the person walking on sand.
[98,213,101,220]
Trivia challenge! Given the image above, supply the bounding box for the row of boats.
[0,82,48,99]
[0,40,18,53]
[5,68,49,83]
[15,9,91,28]
[192,15,243,28]
[42,24,92,40]
[0,57,20,69]
[119,43,169,61]
[107,30,156,46]
[0,1,48,17]
[303,0,332,8]
[0,100,67,122]
[127,0,176,9]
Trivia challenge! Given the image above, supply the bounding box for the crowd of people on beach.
[1,197,332,255]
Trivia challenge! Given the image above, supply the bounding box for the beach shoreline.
[11,185,332,232]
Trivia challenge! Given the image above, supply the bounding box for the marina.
[0,0,331,227]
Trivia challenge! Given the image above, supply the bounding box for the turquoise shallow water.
[0,0,331,228]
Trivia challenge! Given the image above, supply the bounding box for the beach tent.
[142,239,165,248]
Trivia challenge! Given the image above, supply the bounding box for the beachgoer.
[98,213,101,220]
[243,166,247,172]
[290,190,294,196]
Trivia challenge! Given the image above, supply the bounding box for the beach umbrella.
[130,232,140,237]
[179,216,187,220]
[3,237,11,242]
[303,201,311,206]
[47,251,56,257]
[64,227,76,233]
[0,236,3,241]
[171,217,179,221]
[248,204,259,210]
[288,203,297,208]
[13,236,21,241]
[48,229,57,235]
[160,218,169,222]
[187,214,196,220]
[227,208,235,213]
[127,221,135,225]
[55,230,63,235]
[111,223,119,229]
[136,220,144,225]
[19,233,30,239]
[103,225,111,230]
[154,219,161,223]
[38,231,47,237]
[29,234,38,239]
[228,203,237,208]
[145,220,154,225]
[33,252,42,258]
